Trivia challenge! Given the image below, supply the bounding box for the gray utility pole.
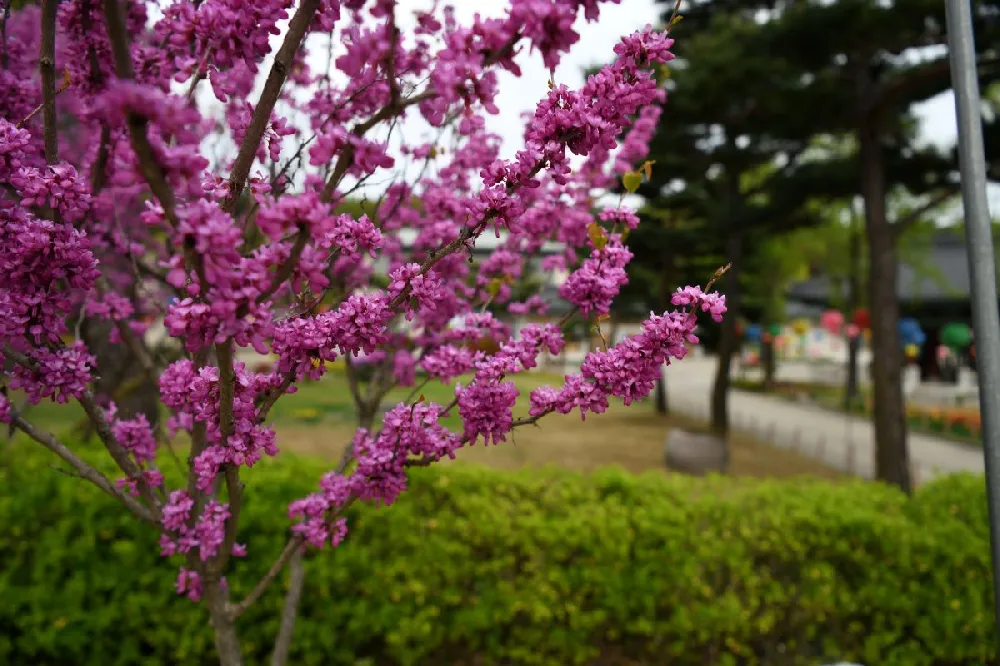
[945,0,1000,645]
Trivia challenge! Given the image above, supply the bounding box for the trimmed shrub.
[0,443,995,666]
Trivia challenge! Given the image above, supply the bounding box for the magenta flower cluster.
[0,0,724,623]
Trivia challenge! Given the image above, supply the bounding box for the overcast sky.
[281,0,997,218]
[396,0,964,154]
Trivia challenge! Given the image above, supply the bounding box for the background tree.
[658,0,1000,491]
[637,13,838,440]
[760,0,1000,491]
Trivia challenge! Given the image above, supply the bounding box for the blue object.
[744,324,761,343]
[898,318,926,347]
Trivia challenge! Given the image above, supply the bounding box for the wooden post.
[847,442,856,475]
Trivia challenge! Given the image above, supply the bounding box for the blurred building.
[786,230,983,380]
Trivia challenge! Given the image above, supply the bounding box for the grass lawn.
[7,366,841,480]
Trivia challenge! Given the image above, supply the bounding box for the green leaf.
[622,171,642,193]
[587,222,608,250]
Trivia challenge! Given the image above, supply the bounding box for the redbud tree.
[0,0,726,663]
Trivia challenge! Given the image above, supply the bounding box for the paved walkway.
[664,357,985,483]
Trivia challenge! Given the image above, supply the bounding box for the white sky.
[398,0,996,218]
[229,0,994,218]
[397,0,963,155]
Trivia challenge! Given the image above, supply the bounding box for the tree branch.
[101,0,180,223]
[11,415,158,525]
[39,0,59,163]
[269,544,306,666]
[223,0,322,214]
[319,91,434,202]
[255,227,310,306]
[5,345,160,512]
[78,388,163,513]
[212,340,244,574]
[229,534,305,618]
[891,188,958,239]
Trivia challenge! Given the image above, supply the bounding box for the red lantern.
[853,308,870,330]
[762,333,773,344]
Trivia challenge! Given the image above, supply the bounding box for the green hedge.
[0,442,996,666]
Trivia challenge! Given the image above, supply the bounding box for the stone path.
[664,357,985,483]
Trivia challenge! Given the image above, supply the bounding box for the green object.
[2,446,998,665]
[622,170,642,193]
[940,322,972,350]
[768,323,782,337]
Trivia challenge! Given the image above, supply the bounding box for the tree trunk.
[205,579,243,666]
[81,317,160,426]
[844,203,862,410]
[761,333,776,390]
[859,119,912,493]
[711,230,743,436]
[655,371,668,415]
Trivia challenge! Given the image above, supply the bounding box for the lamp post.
[945,0,1000,643]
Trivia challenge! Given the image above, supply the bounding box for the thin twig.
[12,415,158,524]
[223,0,322,213]
[102,0,180,223]
[185,46,214,100]
[229,535,305,618]
[255,227,310,306]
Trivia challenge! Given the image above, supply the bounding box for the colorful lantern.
[940,322,972,350]
[792,319,809,336]
[905,344,920,359]
[820,309,844,335]
[768,322,782,337]
[744,323,762,343]
[898,318,926,347]
[845,324,860,339]
[762,332,773,344]
[853,308,870,330]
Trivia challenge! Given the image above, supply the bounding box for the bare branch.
[384,2,402,107]
[39,0,59,162]
[269,544,306,666]
[210,341,244,573]
[255,227,310,306]
[229,534,305,618]
[223,0,322,213]
[185,47,214,100]
[11,415,158,524]
[101,0,180,223]
[319,91,434,202]
[891,188,958,238]
[78,388,163,512]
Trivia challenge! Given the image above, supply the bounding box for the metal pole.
[944,0,1000,638]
